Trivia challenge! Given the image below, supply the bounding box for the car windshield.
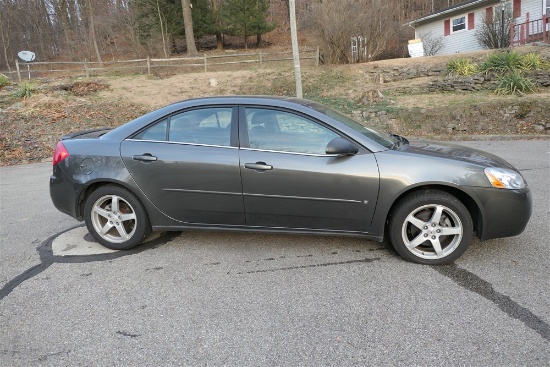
[307,102,396,149]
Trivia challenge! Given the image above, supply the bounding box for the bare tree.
[475,8,513,49]
[86,0,103,65]
[418,31,444,56]
[304,0,395,64]
[156,0,169,58]
[0,5,11,71]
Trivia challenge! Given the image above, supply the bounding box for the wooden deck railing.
[510,15,550,46]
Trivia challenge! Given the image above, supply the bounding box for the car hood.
[403,140,516,170]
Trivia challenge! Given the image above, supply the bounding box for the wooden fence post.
[15,59,21,82]
[316,46,320,67]
[84,59,89,78]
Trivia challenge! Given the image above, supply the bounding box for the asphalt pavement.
[0,140,549,366]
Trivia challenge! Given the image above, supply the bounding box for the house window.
[452,16,466,32]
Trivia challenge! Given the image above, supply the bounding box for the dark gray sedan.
[50,96,532,264]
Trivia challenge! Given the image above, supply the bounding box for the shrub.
[13,82,36,99]
[520,52,549,71]
[446,58,478,76]
[479,51,523,74]
[0,74,9,89]
[494,70,535,95]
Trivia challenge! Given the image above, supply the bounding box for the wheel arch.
[75,179,147,221]
[384,184,484,240]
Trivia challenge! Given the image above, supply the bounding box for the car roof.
[167,95,312,108]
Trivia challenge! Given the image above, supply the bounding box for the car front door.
[238,107,380,233]
[121,106,245,225]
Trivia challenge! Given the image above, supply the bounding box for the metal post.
[500,0,506,48]
[501,7,505,47]
[26,64,30,80]
[259,50,263,68]
[204,54,207,73]
[147,56,151,75]
[15,59,21,82]
[289,0,303,98]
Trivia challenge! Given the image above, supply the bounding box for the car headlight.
[484,167,525,189]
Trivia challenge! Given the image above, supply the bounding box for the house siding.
[415,8,486,55]
[516,0,543,23]
[413,0,543,55]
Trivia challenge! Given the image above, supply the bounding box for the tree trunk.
[0,11,11,71]
[181,0,199,56]
[211,0,224,50]
[156,0,169,58]
[216,32,224,50]
[58,0,74,59]
[86,0,103,66]
[256,34,262,48]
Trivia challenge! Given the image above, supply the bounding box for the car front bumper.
[472,186,532,241]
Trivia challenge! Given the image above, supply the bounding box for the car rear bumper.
[50,164,80,219]
[472,186,532,241]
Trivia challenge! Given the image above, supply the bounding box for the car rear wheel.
[84,185,151,250]
[388,190,473,265]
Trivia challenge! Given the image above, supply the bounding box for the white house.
[405,0,550,56]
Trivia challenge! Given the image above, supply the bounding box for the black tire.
[388,190,473,265]
[84,185,151,250]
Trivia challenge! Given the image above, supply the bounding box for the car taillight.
[53,141,69,166]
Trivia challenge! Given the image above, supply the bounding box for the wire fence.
[2,48,320,82]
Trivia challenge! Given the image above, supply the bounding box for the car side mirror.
[325,137,359,156]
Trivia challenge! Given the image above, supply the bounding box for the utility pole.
[289,0,303,98]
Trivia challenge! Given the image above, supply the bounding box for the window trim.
[451,15,467,33]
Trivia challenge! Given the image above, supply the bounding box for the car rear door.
[120,106,245,225]
[238,107,379,233]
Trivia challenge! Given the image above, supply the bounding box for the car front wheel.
[388,190,473,265]
[84,185,151,250]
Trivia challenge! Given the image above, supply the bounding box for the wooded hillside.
[0,0,468,71]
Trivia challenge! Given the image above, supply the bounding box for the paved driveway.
[1,140,549,366]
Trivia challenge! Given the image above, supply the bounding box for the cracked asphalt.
[1,140,549,366]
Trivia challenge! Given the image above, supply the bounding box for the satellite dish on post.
[18,51,36,62]
[17,51,36,81]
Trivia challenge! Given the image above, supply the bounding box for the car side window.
[246,108,339,154]
[133,108,232,147]
[133,119,168,141]
[169,108,232,147]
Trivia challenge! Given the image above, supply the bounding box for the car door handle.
[133,154,157,162]
[245,162,273,171]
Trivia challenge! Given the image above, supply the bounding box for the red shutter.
[513,0,521,18]
[444,19,451,36]
[486,7,493,22]
[468,12,475,29]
